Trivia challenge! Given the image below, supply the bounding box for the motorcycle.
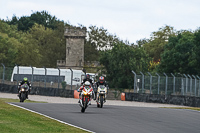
[79,82,93,113]
[96,85,107,108]
[19,84,29,102]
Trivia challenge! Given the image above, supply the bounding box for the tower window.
[67,47,71,55]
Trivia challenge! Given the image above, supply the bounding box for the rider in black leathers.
[81,74,93,85]
[18,77,31,98]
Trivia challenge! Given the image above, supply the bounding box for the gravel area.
[0,92,186,108]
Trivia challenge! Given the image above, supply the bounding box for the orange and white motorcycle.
[78,81,93,113]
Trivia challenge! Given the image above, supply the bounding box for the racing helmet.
[85,81,90,86]
[23,77,28,81]
[99,76,104,83]
[86,74,90,79]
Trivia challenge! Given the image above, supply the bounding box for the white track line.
[8,103,95,133]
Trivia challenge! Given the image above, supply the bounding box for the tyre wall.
[124,92,200,107]
[0,83,74,98]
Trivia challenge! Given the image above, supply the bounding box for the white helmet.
[85,81,90,86]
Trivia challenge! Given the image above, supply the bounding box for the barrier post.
[43,66,46,88]
[1,63,5,84]
[30,65,34,87]
[57,67,60,89]
[171,73,175,94]
[183,74,188,95]
[121,93,125,101]
[156,73,160,94]
[131,71,137,93]
[69,68,73,91]
[140,71,144,93]
[15,64,19,86]
[196,75,200,97]
[147,72,152,94]
[163,73,168,95]
[187,74,192,96]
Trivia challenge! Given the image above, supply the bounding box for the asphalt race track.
[11,103,200,133]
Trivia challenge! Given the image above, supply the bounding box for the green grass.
[0,98,46,103]
[0,98,88,133]
[163,107,200,111]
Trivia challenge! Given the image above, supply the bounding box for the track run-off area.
[1,93,200,133]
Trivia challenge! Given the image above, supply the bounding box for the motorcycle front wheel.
[84,97,88,109]
[100,95,104,108]
[81,107,85,113]
[20,93,26,102]
[97,103,100,108]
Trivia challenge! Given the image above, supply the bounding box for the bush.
[61,81,67,89]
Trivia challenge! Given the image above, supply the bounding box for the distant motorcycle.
[79,81,93,113]
[19,84,29,102]
[96,85,107,108]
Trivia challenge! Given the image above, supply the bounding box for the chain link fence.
[132,71,200,97]
[1,65,200,97]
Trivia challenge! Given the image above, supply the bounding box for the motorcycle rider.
[78,74,93,91]
[18,77,31,98]
[81,74,93,85]
[77,74,94,105]
[94,76,109,101]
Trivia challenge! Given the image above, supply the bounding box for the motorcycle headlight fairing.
[83,91,88,95]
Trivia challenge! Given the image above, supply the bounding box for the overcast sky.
[1,0,200,44]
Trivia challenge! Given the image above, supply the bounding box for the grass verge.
[0,98,88,133]
[0,98,46,103]
[163,107,200,111]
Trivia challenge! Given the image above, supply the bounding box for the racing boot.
[93,94,96,100]
[94,92,97,100]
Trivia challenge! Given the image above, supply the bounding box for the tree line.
[1,11,200,89]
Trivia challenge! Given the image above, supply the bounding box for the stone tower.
[64,26,87,70]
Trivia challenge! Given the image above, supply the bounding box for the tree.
[16,30,42,67]
[87,26,120,49]
[23,23,66,67]
[84,40,99,61]
[136,38,149,47]
[0,33,20,66]
[143,25,176,62]
[85,25,121,62]
[7,11,64,31]
[190,28,200,75]
[0,20,23,66]
[100,42,149,89]
[158,30,196,74]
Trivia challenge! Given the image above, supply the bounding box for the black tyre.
[84,97,88,109]
[100,96,103,108]
[81,107,85,113]
[20,93,26,102]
